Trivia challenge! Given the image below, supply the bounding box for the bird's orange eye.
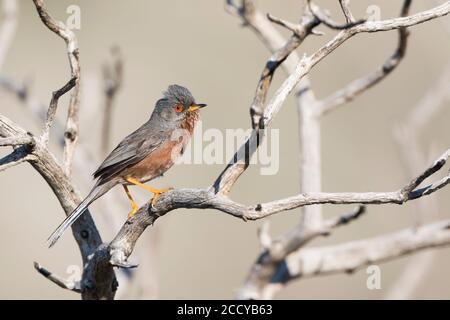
[174,104,183,113]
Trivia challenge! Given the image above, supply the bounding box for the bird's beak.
[188,103,207,112]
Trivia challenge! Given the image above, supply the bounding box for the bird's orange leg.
[125,177,170,206]
[123,185,139,218]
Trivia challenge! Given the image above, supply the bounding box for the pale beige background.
[1,0,450,299]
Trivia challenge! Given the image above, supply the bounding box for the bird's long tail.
[47,183,109,248]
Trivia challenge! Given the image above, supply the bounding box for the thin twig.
[307,0,365,30]
[0,146,34,172]
[40,77,77,146]
[339,0,355,23]
[317,0,411,115]
[33,0,81,177]
[249,11,319,129]
[242,219,450,299]
[34,262,81,293]
[324,205,366,229]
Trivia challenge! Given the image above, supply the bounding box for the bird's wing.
[93,124,167,184]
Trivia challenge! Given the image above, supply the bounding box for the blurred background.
[1,0,450,299]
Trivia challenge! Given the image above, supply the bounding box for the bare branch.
[215,0,450,194]
[257,222,272,250]
[0,77,141,299]
[288,219,450,279]
[339,0,356,23]
[226,1,323,297]
[211,2,450,299]
[296,88,322,228]
[0,71,131,299]
[402,149,450,196]
[40,77,77,146]
[22,3,117,297]
[236,205,367,299]
[266,13,300,34]
[0,76,61,136]
[317,0,411,115]
[33,0,81,177]
[249,12,319,129]
[240,0,450,144]
[219,1,318,194]
[0,135,33,147]
[240,219,450,299]
[236,0,440,299]
[0,133,35,172]
[226,0,300,73]
[236,0,447,283]
[385,53,450,299]
[34,262,81,293]
[81,146,449,271]
[324,205,366,229]
[0,146,34,172]
[307,0,365,30]
[0,112,117,300]
[0,0,116,298]
[267,13,323,37]
[296,3,450,109]
[224,0,240,17]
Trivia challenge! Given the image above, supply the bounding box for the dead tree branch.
[307,0,365,30]
[34,262,81,293]
[339,0,356,24]
[241,219,450,299]
[93,148,450,269]
[289,219,450,278]
[233,0,447,299]
[0,115,115,299]
[317,0,411,116]
[385,57,450,299]
[33,0,81,177]
[1,0,117,299]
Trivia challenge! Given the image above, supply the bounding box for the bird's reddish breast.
[121,139,180,182]
[121,111,199,183]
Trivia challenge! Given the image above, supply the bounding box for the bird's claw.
[150,187,171,207]
[127,206,138,219]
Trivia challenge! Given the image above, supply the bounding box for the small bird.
[48,85,206,247]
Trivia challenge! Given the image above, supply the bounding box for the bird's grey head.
[151,84,206,126]
[164,84,195,107]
